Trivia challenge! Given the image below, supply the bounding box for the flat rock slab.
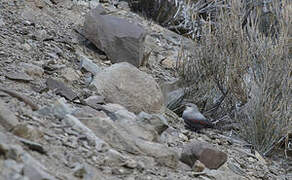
[180,141,227,170]
[0,100,19,130]
[135,139,179,169]
[84,5,146,67]
[5,71,33,82]
[46,78,78,101]
[91,62,164,114]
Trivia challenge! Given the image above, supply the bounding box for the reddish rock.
[180,141,227,170]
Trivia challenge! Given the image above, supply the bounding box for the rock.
[135,139,179,169]
[19,63,44,77]
[111,167,132,175]
[85,95,105,106]
[192,160,205,172]
[91,62,164,114]
[103,149,126,166]
[114,109,157,141]
[0,144,50,180]
[82,116,142,154]
[12,124,43,141]
[3,159,24,174]
[0,100,19,130]
[0,159,25,180]
[165,88,184,111]
[160,79,184,111]
[101,103,127,112]
[63,115,109,152]
[77,52,102,75]
[123,159,138,169]
[73,106,107,119]
[137,112,168,134]
[0,143,24,161]
[46,78,78,101]
[73,163,96,179]
[159,127,187,146]
[5,71,33,82]
[35,29,48,41]
[176,161,192,171]
[180,141,227,170]
[204,163,248,180]
[0,17,5,26]
[23,165,56,180]
[84,6,146,67]
[89,0,99,9]
[161,57,176,69]
[118,1,130,11]
[22,43,32,52]
[34,0,46,9]
[98,104,157,141]
[61,67,81,83]
[37,98,74,119]
[17,137,46,154]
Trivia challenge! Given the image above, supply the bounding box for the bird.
[182,103,214,132]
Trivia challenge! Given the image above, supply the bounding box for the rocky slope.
[0,0,291,180]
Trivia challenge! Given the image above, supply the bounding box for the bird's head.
[184,103,199,112]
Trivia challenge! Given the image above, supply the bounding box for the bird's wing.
[183,112,213,126]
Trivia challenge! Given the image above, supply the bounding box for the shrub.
[176,0,291,155]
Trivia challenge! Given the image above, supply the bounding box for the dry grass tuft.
[176,0,291,155]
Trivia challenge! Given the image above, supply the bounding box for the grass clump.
[176,0,291,156]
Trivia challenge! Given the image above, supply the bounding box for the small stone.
[103,60,111,65]
[12,124,43,141]
[137,112,168,134]
[78,52,102,75]
[118,1,130,10]
[135,139,179,169]
[124,159,138,169]
[37,98,74,119]
[161,57,175,69]
[61,67,81,83]
[0,17,5,26]
[112,167,131,175]
[99,55,107,60]
[22,43,32,52]
[0,143,23,161]
[73,163,88,178]
[23,20,34,26]
[85,95,105,106]
[178,133,188,142]
[0,100,19,130]
[103,149,126,166]
[5,71,33,82]
[192,160,205,172]
[35,29,47,41]
[20,63,44,77]
[46,78,78,101]
[17,137,46,154]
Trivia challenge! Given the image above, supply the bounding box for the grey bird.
[182,103,214,132]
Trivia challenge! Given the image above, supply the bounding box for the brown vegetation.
[176,0,291,155]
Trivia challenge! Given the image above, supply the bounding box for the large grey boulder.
[91,62,164,114]
[84,5,146,67]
